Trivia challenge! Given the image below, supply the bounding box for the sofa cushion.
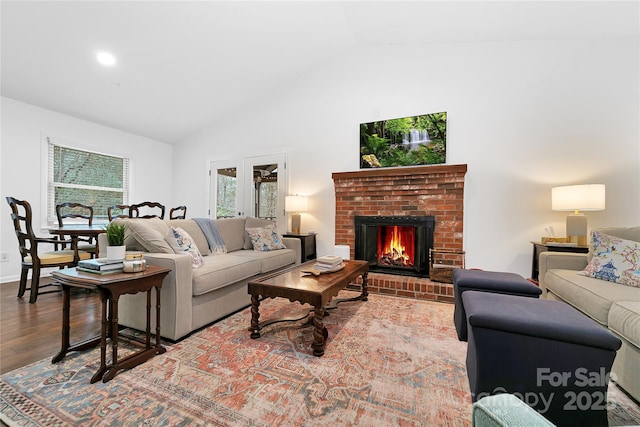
[245,224,287,251]
[166,227,203,268]
[168,219,210,255]
[608,301,640,349]
[582,231,640,288]
[213,217,246,252]
[546,269,640,325]
[244,217,276,249]
[192,254,261,296]
[118,217,173,254]
[230,248,296,273]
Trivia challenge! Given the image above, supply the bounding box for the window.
[46,138,130,225]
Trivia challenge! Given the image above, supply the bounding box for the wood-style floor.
[0,277,101,375]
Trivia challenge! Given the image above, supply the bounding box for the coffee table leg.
[250,294,261,339]
[311,307,327,357]
[361,271,369,301]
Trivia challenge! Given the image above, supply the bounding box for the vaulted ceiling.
[2,1,637,144]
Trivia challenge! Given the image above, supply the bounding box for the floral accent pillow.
[245,224,287,251]
[167,227,203,268]
[582,231,640,288]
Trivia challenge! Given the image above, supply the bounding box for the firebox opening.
[354,215,435,277]
[377,225,415,269]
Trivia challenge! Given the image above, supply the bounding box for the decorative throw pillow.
[120,217,174,253]
[166,227,203,268]
[582,231,640,288]
[245,224,287,251]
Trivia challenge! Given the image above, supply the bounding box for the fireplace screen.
[355,215,434,277]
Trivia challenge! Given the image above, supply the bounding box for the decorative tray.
[301,263,345,276]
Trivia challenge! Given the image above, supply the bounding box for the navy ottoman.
[453,269,541,341]
[463,291,622,427]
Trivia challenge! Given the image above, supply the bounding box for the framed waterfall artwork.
[359,112,447,168]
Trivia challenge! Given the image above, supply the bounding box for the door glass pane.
[253,164,278,220]
[216,167,237,218]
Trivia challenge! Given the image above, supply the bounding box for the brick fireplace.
[332,164,467,303]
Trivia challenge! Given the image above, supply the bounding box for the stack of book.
[77,258,124,275]
[314,255,343,271]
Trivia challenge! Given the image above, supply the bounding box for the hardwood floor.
[0,277,101,375]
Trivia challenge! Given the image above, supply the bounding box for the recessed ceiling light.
[97,51,116,66]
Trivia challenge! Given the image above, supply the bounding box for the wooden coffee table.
[248,259,369,356]
[51,265,170,383]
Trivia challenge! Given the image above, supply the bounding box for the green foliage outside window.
[51,145,128,221]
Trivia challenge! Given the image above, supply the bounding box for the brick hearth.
[333,164,467,303]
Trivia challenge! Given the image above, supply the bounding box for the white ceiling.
[2,1,638,145]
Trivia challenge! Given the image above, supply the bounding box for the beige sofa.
[97,216,300,341]
[539,227,640,401]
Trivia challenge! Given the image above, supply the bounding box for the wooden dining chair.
[130,202,165,219]
[108,204,130,221]
[6,197,91,303]
[169,205,187,219]
[56,202,97,257]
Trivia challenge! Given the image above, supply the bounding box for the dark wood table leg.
[361,271,369,301]
[155,286,165,354]
[91,290,109,383]
[52,284,71,363]
[102,294,120,382]
[146,289,151,348]
[250,293,261,339]
[54,284,103,369]
[311,306,327,357]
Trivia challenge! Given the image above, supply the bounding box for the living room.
[1,1,639,425]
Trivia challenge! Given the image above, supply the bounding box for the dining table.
[48,224,106,262]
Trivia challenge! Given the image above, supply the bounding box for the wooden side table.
[530,242,589,282]
[283,233,317,263]
[51,265,170,383]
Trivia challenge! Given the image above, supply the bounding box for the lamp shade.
[551,184,606,212]
[285,195,308,212]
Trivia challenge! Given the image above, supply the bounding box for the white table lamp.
[285,195,308,234]
[551,184,605,246]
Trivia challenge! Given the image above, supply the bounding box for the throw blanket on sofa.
[194,218,227,255]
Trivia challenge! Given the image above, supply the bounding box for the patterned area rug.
[0,292,639,426]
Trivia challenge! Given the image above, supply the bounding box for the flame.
[379,226,414,267]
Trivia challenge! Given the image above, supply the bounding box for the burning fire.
[378,226,414,267]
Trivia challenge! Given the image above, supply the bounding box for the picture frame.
[360,112,447,168]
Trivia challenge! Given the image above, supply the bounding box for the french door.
[209,153,287,232]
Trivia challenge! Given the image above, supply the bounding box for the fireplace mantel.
[333,163,467,302]
[332,164,467,181]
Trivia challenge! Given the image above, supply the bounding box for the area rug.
[1,292,639,426]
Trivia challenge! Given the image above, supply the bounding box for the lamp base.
[567,235,588,247]
[291,214,301,235]
[566,214,588,247]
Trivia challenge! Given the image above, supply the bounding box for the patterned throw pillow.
[167,226,203,268]
[582,231,640,288]
[245,224,287,251]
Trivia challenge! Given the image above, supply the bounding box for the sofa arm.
[538,252,588,295]
[143,253,194,340]
[282,237,302,265]
[100,229,195,341]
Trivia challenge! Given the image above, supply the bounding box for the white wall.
[175,37,639,278]
[0,97,174,282]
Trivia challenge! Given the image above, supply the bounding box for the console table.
[283,233,317,263]
[530,241,589,282]
[51,265,170,383]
